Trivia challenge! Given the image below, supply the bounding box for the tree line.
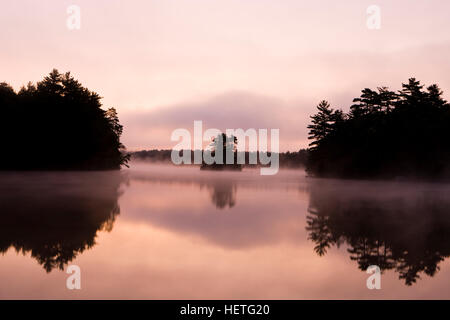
[307,78,450,179]
[0,69,129,170]
[131,148,308,168]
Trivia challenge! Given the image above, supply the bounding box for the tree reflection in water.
[0,171,125,272]
[207,181,237,209]
[306,179,450,285]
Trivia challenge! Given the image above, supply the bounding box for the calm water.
[1,163,450,299]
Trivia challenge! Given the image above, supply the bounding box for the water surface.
[1,163,450,299]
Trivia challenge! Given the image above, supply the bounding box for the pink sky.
[1,0,450,151]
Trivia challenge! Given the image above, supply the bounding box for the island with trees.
[200,133,242,171]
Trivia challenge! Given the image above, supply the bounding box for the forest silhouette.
[307,79,450,179]
[0,69,129,170]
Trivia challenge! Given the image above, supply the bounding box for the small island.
[200,133,242,171]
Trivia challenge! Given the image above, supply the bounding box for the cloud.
[121,91,314,151]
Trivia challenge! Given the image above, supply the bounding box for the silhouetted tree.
[307,100,344,150]
[210,133,238,155]
[0,69,129,170]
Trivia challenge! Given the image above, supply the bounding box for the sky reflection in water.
[1,163,450,299]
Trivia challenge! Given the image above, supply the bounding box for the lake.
[1,163,450,299]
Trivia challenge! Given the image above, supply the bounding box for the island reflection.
[207,181,237,209]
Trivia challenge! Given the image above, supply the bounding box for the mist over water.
[1,163,450,299]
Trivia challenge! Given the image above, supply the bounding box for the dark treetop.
[307,78,450,180]
[0,69,129,170]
